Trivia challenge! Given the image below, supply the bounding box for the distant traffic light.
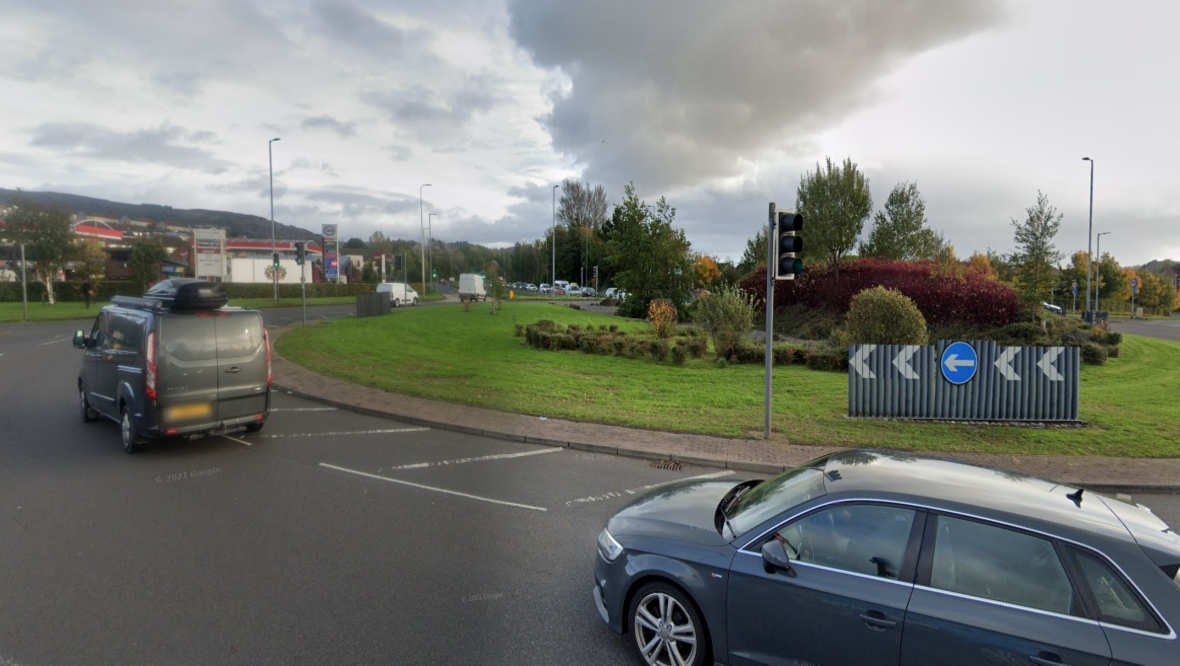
[394,254,404,271]
[294,241,305,265]
[272,252,280,269]
[774,211,803,281]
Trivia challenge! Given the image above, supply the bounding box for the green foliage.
[859,182,945,261]
[649,338,670,361]
[1011,191,1063,305]
[4,198,77,304]
[738,226,768,274]
[129,235,169,291]
[844,287,928,345]
[805,347,849,372]
[796,156,873,278]
[1081,342,1108,365]
[695,284,757,359]
[671,343,688,366]
[606,182,694,314]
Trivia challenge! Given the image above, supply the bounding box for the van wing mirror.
[72,329,88,349]
[761,539,793,575]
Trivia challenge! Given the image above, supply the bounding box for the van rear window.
[218,315,264,358]
[160,317,218,362]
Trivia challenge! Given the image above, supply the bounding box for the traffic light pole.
[764,203,776,440]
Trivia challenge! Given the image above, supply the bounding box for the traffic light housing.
[294,241,305,265]
[774,211,803,280]
[272,252,280,269]
[394,255,404,271]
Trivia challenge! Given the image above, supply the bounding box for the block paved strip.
[269,326,1180,493]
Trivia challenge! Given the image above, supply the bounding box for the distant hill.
[1139,259,1176,274]
[0,188,319,241]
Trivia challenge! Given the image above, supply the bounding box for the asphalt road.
[3,305,1178,665]
[1111,317,1180,342]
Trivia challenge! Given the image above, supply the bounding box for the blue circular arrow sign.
[940,342,978,385]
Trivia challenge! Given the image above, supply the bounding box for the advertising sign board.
[193,227,225,279]
[322,224,339,282]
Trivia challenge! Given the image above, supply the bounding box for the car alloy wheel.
[631,587,701,666]
[121,406,143,454]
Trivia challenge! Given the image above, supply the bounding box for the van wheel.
[393,299,400,308]
[121,406,144,454]
[413,298,418,306]
[80,388,99,423]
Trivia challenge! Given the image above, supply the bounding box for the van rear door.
[214,312,268,421]
[157,314,220,424]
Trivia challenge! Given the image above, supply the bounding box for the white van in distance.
[459,274,487,302]
[376,282,419,307]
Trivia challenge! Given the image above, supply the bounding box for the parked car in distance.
[593,449,1180,666]
[553,287,566,296]
[581,287,597,298]
[73,279,271,454]
[525,283,539,292]
[554,280,571,294]
[459,273,487,302]
[567,284,583,297]
[605,287,619,299]
[540,283,552,294]
[375,282,419,307]
[1043,302,1064,315]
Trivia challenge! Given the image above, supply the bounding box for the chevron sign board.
[848,341,1080,422]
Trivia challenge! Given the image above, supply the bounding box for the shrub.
[1081,342,1108,365]
[649,338,670,361]
[686,337,708,359]
[647,299,678,338]
[1101,331,1123,346]
[844,287,928,345]
[695,284,757,359]
[612,338,627,355]
[989,322,1046,346]
[772,345,794,366]
[806,346,849,372]
[671,344,688,365]
[729,339,764,364]
[1106,344,1121,359]
[513,323,524,337]
[609,325,619,333]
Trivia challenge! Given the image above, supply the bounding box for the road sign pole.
[301,260,307,326]
[764,203,776,440]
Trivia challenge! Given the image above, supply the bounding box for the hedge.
[0,280,374,302]
[741,258,1021,328]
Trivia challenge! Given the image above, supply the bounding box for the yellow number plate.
[167,403,213,421]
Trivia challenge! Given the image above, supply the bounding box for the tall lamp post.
[1095,231,1111,313]
[552,184,559,296]
[1082,157,1094,318]
[428,213,436,288]
[419,183,431,291]
[269,137,281,304]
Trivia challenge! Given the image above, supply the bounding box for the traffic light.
[294,241,305,265]
[774,211,803,280]
[272,252,280,269]
[394,255,404,271]
[432,270,437,279]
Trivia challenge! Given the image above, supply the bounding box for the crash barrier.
[355,292,391,318]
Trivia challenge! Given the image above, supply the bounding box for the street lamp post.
[428,213,436,289]
[1096,231,1111,313]
[419,183,431,291]
[269,137,281,303]
[552,184,559,296]
[1082,157,1094,318]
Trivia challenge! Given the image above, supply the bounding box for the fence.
[355,292,390,318]
[848,340,1080,422]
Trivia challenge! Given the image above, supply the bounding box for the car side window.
[929,516,1074,615]
[1071,549,1162,633]
[776,504,917,579]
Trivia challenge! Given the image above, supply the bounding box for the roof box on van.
[140,279,228,311]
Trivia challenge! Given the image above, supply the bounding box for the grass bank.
[276,302,1180,457]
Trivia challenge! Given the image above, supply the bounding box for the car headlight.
[598,528,624,562]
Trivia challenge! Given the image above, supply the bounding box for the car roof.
[820,450,1135,543]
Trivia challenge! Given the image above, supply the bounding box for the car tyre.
[413,297,418,306]
[80,388,99,423]
[627,582,709,666]
[393,298,400,308]
[120,405,144,454]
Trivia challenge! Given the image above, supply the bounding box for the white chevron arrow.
[850,345,876,379]
[994,347,1020,381]
[1038,347,1064,381]
[892,346,920,379]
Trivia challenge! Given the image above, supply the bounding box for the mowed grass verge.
[276,302,1180,457]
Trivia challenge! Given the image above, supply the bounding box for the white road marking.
[564,470,735,507]
[269,407,338,412]
[37,338,67,346]
[257,427,429,438]
[222,434,252,446]
[379,447,561,472]
[319,463,547,512]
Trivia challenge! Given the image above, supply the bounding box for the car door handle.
[858,611,897,630]
[1029,654,1070,666]
[224,366,240,374]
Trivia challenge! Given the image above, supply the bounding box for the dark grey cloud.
[301,115,358,138]
[363,72,507,142]
[312,0,426,60]
[28,122,229,173]
[509,0,1004,191]
[304,187,420,219]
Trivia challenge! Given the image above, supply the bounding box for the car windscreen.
[727,467,826,538]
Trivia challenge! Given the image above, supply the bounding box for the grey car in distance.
[593,450,1180,666]
[73,279,271,453]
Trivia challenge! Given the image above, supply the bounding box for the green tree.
[4,198,77,304]
[1095,253,1127,307]
[1011,191,1063,305]
[738,226,768,274]
[129,235,168,291]
[557,178,610,286]
[859,182,945,260]
[606,183,694,315]
[796,156,873,279]
[74,240,108,280]
[344,237,367,249]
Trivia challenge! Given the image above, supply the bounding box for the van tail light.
[264,329,272,387]
[145,331,158,401]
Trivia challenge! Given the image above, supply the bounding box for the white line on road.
[37,338,67,346]
[379,447,561,472]
[269,407,338,412]
[319,463,547,512]
[222,434,252,446]
[257,427,429,438]
[564,470,735,507]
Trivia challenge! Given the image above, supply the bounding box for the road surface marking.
[564,470,735,507]
[222,434,252,446]
[269,407,338,412]
[37,338,67,347]
[379,447,561,472]
[319,463,547,512]
[257,427,429,438]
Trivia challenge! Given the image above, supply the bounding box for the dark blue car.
[593,450,1180,666]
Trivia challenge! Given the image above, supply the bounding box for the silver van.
[73,279,271,453]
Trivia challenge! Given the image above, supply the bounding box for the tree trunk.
[40,270,56,305]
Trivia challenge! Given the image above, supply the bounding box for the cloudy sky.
[1,0,1176,265]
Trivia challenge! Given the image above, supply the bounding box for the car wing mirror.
[73,330,88,349]
[761,539,793,575]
